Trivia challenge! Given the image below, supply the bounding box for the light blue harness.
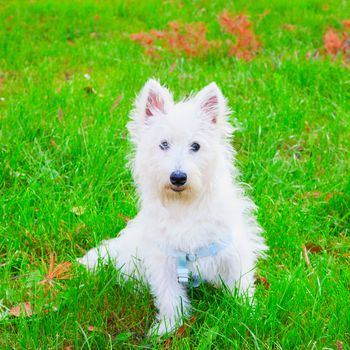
[160,238,231,287]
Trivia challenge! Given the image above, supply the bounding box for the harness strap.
[159,237,231,287]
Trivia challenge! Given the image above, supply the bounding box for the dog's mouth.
[170,185,186,192]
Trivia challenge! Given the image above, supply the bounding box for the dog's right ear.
[135,79,173,123]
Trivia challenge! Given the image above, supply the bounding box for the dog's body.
[78,80,267,335]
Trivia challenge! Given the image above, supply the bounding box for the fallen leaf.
[324,29,343,57]
[10,302,33,317]
[50,139,58,149]
[110,95,123,114]
[336,340,344,350]
[57,108,63,122]
[176,315,197,337]
[325,191,343,202]
[258,9,270,19]
[218,10,261,60]
[117,213,130,222]
[305,191,322,199]
[129,12,261,60]
[255,275,270,289]
[179,74,193,80]
[65,72,72,81]
[75,223,86,233]
[282,23,296,31]
[305,243,323,253]
[39,253,72,287]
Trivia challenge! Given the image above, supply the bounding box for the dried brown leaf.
[305,191,322,199]
[131,21,212,58]
[39,253,72,287]
[258,9,270,19]
[176,315,197,337]
[10,302,33,317]
[282,23,296,31]
[325,191,343,202]
[324,29,343,57]
[50,139,58,149]
[305,243,323,253]
[255,275,270,290]
[219,10,261,60]
[130,11,261,60]
[117,213,130,223]
[65,72,72,81]
[336,340,344,350]
[49,261,71,280]
[57,108,63,122]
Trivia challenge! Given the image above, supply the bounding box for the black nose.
[170,171,187,186]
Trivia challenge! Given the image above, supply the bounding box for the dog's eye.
[159,141,170,150]
[190,142,200,152]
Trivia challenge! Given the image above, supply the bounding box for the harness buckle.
[177,267,190,284]
[186,253,197,262]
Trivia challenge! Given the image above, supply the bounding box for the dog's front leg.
[77,237,120,270]
[146,255,190,336]
[220,251,256,299]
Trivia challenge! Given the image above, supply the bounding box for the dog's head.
[128,79,234,204]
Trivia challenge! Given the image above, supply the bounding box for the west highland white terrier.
[78,79,267,336]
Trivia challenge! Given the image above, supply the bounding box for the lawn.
[0,0,350,348]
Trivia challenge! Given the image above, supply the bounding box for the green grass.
[1,0,350,348]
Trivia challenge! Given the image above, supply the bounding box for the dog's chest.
[157,215,230,252]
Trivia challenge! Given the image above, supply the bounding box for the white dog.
[78,79,267,336]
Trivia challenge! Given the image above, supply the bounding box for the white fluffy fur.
[78,79,267,336]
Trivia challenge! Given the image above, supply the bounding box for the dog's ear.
[136,79,173,122]
[194,82,227,124]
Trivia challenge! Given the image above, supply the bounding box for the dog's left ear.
[194,82,227,124]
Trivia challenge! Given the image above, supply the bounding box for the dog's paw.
[147,317,180,338]
[76,248,102,271]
